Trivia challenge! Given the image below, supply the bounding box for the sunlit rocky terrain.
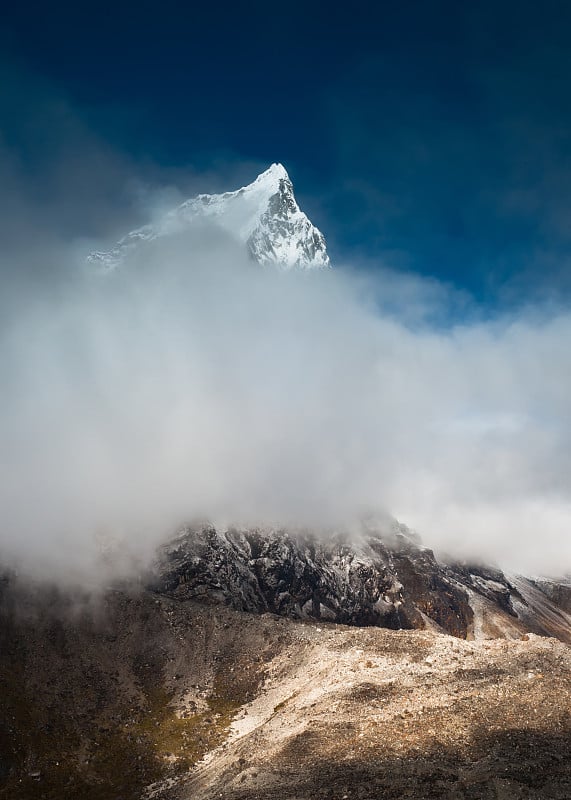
[1,527,570,800]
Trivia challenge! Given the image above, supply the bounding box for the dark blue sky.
[2,0,571,305]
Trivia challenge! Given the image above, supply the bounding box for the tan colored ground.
[0,585,570,800]
[156,614,571,800]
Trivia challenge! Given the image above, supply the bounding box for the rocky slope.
[154,525,571,645]
[87,163,330,271]
[168,624,571,800]
[0,572,570,800]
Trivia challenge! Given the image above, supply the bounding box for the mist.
[2,179,571,582]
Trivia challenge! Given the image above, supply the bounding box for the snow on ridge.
[87,163,330,271]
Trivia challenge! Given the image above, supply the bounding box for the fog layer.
[1,219,571,580]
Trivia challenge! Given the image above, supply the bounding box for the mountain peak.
[253,162,290,185]
[87,163,330,271]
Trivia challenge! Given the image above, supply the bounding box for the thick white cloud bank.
[1,221,571,581]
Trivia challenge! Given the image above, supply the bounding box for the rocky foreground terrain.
[1,527,570,800]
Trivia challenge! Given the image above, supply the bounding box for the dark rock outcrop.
[152,524,571,641]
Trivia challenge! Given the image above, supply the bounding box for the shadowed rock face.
[155,527,470,634]
[153,526,571,642]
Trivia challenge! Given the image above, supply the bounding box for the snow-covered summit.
[87,163,330,271]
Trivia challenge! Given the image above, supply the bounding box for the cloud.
[2,205,571,582]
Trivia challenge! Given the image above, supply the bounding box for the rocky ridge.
[154,525,571,645]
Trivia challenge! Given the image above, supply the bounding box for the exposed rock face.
[153,526,571,643]
[157,526,424,630]
[529,577,571,614]
[245,167,329,268]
